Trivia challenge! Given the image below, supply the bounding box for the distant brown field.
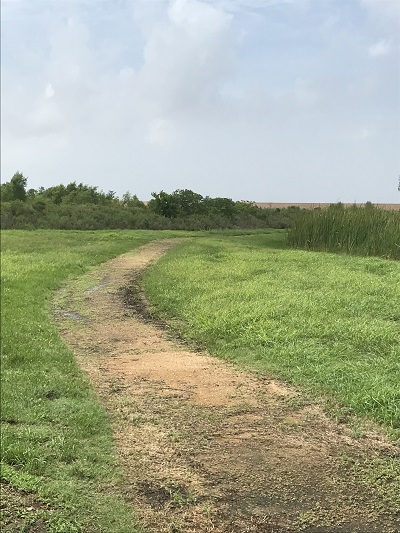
[255,202,400,210]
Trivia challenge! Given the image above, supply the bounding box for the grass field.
[0,229,188,532]
[143,232,400,436]
[2,228,399,531]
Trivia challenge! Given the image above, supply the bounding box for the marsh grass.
[143,233,400,436]
[287,204,400,259]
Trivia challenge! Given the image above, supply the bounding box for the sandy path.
[56,240,399,533]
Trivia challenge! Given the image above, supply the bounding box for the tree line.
[1,172,301,230]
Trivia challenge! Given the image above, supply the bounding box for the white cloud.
[146,118,177,147]
[45,83,55,98]
[27,102,64,136]
[202,0,310,12]
[1,0,399,202]
[349,125,375,142]
[359,0,400,19]
[138,0,235,118]
[368,39,391,57]
[294,79,320,108]
[169,0,232,33]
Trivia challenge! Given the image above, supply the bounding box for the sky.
[1,0,399,202]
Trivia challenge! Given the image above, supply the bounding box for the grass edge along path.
[0,229,192,533]
[143,232,400,438]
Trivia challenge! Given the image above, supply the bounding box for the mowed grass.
[143,232,400,436]
[0,229,188,532]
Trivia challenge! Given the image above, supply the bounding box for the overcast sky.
[1,0,399,202]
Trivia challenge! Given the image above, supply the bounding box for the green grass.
[2,228,399,530]
[143,232,400,436]
[0,229,192,532]
[288,204,400,259]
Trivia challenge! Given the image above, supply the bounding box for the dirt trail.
[56,240,399,533]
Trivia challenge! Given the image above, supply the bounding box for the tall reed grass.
[288,204,400,259]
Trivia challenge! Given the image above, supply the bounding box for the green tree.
[203,196,236,218]
[122,192,145,208]
[148,191,180,218]
[174,189,204,216]
[0,172,28,202]
[39,184,67,204]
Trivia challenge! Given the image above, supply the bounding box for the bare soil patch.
[55,240,399,533]
[0,482,51,533]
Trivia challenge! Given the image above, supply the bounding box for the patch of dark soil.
[135,481,173,508]
[135,481,198,510]
[122,271,151,319]
[0,482,50,533]
[43,390,60,400]
[122,272,206,353]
